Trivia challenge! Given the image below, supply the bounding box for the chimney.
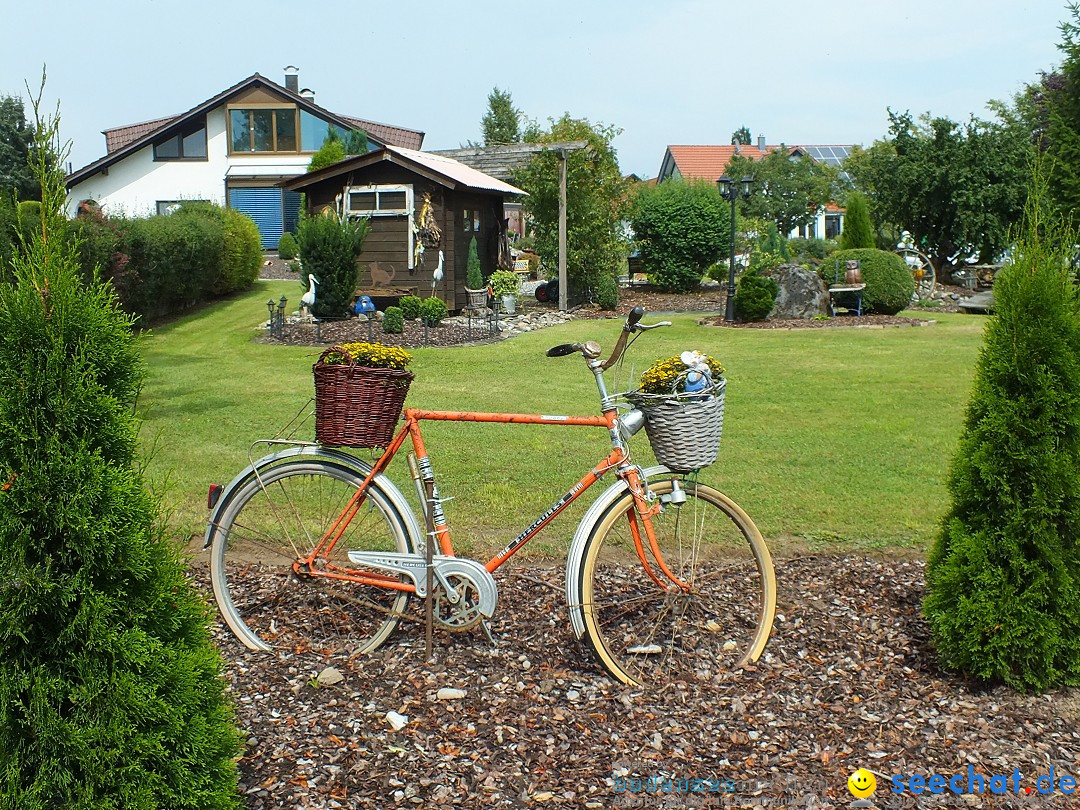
[284,65,299,94]
[757,134,766,152]
[300,88,315,102]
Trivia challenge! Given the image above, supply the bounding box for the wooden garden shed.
[283,145,525,311]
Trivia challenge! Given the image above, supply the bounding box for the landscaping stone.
[765,264,830,320]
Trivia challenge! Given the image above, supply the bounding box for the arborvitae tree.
[481,87,521,146]
[0,88,240,808]
[924,168,1080,692]
[839,190,874,250]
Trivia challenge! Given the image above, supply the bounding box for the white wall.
[66,107,312,217]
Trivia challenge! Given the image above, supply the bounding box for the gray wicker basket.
[630,379,725,472]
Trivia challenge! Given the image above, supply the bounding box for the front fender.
[202,445,422,551]
[565,465,670,640]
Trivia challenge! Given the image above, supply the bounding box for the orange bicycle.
[204,308,776,685]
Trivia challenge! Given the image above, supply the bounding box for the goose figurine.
[301,274,318,319]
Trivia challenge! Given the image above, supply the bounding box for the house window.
[825,214,843,240]
[346,185,413,217]
[228,107,299,153]
[153,121,207,161]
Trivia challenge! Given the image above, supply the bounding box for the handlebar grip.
[626,306,645,330]
[546,343,579,357]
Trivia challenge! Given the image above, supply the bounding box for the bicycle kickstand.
[480,618,498,648]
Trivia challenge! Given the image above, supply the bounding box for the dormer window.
[153,120,207,161]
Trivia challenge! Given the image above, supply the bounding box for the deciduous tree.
[727,147,837,237]
[630,179,728,292]
[844,110,1031,269]
[512,115,629,298]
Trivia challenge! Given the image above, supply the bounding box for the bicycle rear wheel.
[209,458,414,655]
[578,477,776,686]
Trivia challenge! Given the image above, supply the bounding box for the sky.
[0,0,1069,180]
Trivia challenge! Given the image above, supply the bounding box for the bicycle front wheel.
[209,459,414,655]
[578,477,776,686]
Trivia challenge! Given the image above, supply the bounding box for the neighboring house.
[284,145,525,311]
[65,68,424,248]
[656,138,856,240]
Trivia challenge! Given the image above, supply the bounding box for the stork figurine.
[301,274,318,321]
[432,250,444,293]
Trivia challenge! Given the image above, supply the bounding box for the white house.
[65,68,424,248]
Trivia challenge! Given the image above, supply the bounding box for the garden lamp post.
[717,175,754,323]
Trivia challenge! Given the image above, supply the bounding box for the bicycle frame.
[299,404,689,594]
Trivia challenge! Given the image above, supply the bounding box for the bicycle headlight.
[617,408,645,442]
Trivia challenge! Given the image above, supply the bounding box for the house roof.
[658,143,857,183]
[67,73,425,187]
[283,144,527,196]
[430,142,589,181]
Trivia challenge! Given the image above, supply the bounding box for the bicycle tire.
[577,477,776,686]
[209,458,415,655]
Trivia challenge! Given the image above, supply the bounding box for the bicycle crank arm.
[346,551,498,617]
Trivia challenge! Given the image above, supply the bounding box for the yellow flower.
[639,353,724,395]
[320,342,413,369]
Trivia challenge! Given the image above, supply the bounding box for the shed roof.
[284,145,526,196]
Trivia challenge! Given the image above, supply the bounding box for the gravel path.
[200,557,1080,809]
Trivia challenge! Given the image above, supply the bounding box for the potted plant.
[488,269,519,314]
[464,237,487,309]
[630,350,726,473]
[313,342,413,448]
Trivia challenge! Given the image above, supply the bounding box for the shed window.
[347,185,413,216]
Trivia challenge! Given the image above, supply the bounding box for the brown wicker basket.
[313,346,413,448]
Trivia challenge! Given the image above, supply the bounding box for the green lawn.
[140,281,986,558]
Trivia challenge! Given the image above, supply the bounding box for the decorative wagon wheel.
[896,232,936,301]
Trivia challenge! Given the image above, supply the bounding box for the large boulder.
[766,264,830,319]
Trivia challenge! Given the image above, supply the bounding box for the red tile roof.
[104,116,177,153]
[340,116,423,151]
[663,144,785,181]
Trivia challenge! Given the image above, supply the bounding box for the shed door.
[228,186,283,249]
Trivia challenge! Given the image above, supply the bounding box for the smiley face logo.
[847,769,876,798]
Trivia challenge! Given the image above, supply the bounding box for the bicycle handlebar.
[545,307,670,368]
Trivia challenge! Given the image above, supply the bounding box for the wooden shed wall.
[301,162,506,311]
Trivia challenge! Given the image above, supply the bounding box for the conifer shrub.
[466,237,483,289]
[0,96,240,809]
[924,175,1080,692]
[382,305,404,333]
[819,248,913,315]
[733,267,778,321]
[296,212,367,319]
[277,231,298,260]
[839,190,874,250]
[399,295,422,320]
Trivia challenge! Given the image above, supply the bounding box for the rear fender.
[202,445,421,551]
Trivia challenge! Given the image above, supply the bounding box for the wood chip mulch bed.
[197,557,1080,809]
